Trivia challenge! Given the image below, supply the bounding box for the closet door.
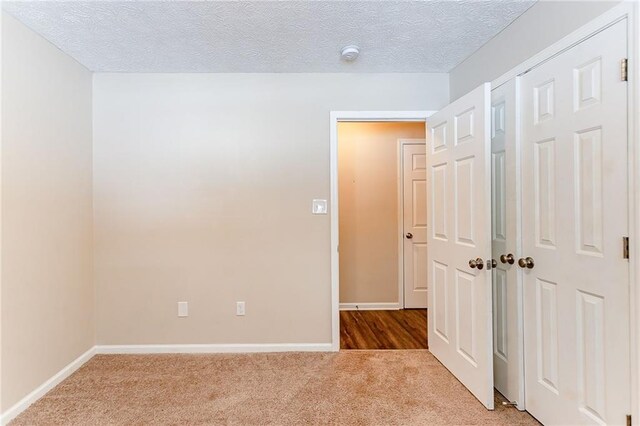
[427,83,494,409]
[521,20,630,425]
[491,78,524,408]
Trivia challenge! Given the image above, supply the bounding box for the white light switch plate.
[236,301,245,316]
[177,301,188,317]
[312,199,328,215]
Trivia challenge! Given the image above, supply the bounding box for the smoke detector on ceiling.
[341,45,360,62]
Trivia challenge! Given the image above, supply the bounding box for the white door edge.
[514,76,527,412]
[490,79,525,410]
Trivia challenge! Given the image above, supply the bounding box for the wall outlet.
[177,301,188,317]
[236,301,245,316]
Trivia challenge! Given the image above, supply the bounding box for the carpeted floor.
[11,351,539,425]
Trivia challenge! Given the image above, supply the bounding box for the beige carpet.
[11,351,539,425]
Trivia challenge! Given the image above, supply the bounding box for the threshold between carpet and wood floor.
[10,351,539,425]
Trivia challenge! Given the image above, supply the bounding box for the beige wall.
[449,1,622,100]
[338,122,425,304]
[1,13,94,411]
[93,73,448,345]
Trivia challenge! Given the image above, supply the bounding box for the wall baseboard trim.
[0,346,96,426]
[95,343,335,354]
[339,302,401,311]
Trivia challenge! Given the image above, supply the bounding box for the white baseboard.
[0,346,96,426]
[339,302,401,311]
[95,343,335,354]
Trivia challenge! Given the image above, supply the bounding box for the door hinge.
[626,414,632,426]
[623,237,630,259]
[621,58,628,81]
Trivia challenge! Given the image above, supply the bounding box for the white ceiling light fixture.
[340,45,360,62]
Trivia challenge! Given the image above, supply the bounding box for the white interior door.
[427,83,494,409]
[521,20,630,425]
[491,79,524,408]
[403,142,428,309]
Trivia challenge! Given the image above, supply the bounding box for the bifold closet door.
[521,19,630,425]
[427,83,494,409]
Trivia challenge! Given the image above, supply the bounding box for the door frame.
[397,139,427,309]
[329,111,435,351]
[490,2,639,422]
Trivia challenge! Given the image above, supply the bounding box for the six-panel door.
[403,142,428,309]
[521,19,630,425]
[427,83,494,409]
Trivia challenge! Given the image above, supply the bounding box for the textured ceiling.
[3,1,536,73]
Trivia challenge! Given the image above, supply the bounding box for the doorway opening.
[335,120,427,350]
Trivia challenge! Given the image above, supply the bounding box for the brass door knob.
[406,233,413,239]
[518,257,535,269]
[469,258,484,270]
[500,254,515,265]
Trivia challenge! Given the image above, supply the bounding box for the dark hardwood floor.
[340,309,427,350]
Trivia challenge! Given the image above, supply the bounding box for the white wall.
[1,13,94,411]
[338,122,425,304]
[449,0,622,100]
[93,73,448,345]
